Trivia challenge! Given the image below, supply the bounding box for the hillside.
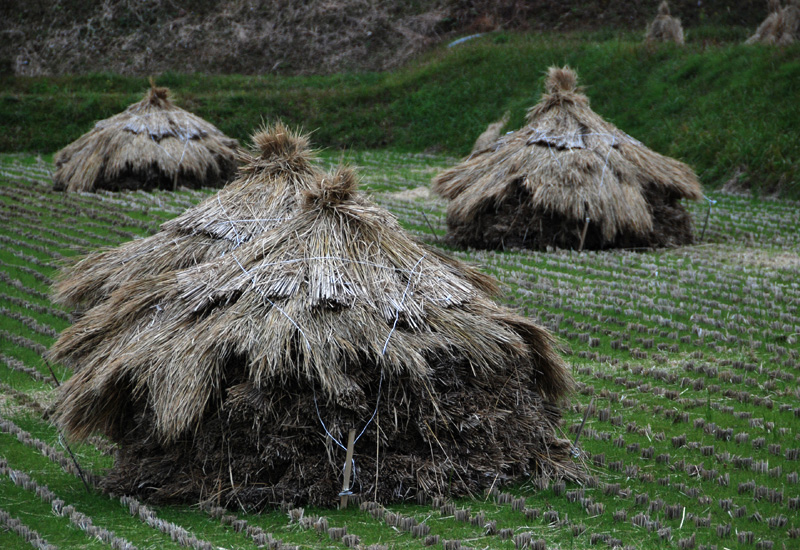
[2,33,798,197]
[0,0,769,76]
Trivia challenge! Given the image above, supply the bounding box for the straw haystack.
[471,110,510,154]
[49,167,578,508]
[432,66,703,251]
[746,0,800,45]
[52,85,238,192]
[52,123,318,312]
[645,1,685,44]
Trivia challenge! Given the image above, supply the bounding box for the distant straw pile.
[645,1,685,44]
[432,66,703,251]
[52,84,238,192]
[49,166,579,508]
[471,110,510,153]
[746,0,800,45]
[52,122,317,312]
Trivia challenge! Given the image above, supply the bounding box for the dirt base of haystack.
[99,356,580,509]
[446,183,695,251]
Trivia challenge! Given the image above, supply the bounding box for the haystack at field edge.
[52,84,239,193]
[645,1,685,44]
[432,66,703,252]
[746,0,800,45]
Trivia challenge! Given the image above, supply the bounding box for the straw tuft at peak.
[302,166,359,209]
[252,121,312,161]
[146,86,170,105]
[658,0,671,16]
[545,66,578,94]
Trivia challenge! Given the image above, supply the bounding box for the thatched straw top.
[52,84,239,193]
[658,0,671,16]
[50,166,567,443]
[432,66,702,248]
[52,122,319,311]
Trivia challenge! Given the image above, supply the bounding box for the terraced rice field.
[1,151,799,549]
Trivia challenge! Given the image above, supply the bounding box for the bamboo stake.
[340,428,357,509]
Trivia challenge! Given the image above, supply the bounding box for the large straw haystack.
[53,85,238,192]
[645,1,685,44]
[471,110,511,154]
[746,0,800,45]
[49,168,578,508]
[52,123,318,312]
[432,67,703,251]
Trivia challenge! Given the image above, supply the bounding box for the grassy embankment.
[1,31,798,196]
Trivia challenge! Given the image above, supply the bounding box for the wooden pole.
[340,428,357,509]
[573,396,594,449]
[578,217,590,252]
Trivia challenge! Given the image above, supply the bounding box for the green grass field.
[0,148,798,549]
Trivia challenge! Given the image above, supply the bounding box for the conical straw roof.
[52,84,239,192]
[645,1,685,44]
[49,167,577,507]
[432,66,702,251]
[52,123,319,311]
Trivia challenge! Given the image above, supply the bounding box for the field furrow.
[1,152,798,549]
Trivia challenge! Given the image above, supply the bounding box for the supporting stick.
[44,359,91,493]
[420,210,439,242]
[573,396,594,449]
[578,217,590,251]
[340,428,357,509]
[43,358,60,387]
[60,435,93,493]
[374,411,380,502]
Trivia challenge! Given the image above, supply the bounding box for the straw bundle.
[746,0,800,45]
[49,167,578,508]
[471,111,510,154]
[52,85,238,192]
[52,123,318,312]
[645,1,685,44]
[432,66,703,251]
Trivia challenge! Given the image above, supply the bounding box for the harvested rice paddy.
[1,151,798,549]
